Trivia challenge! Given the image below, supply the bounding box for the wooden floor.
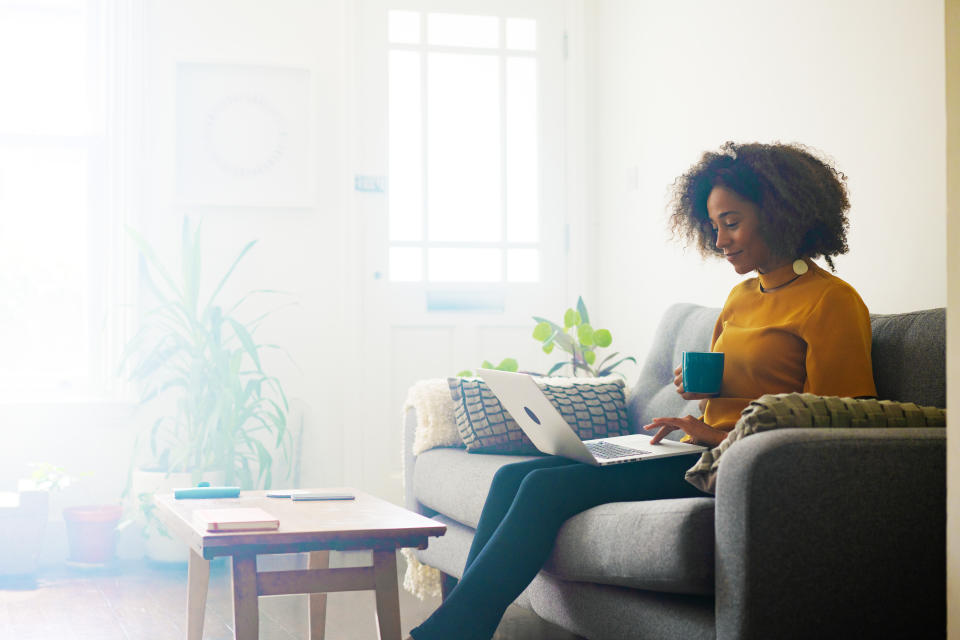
[0,554,582,639]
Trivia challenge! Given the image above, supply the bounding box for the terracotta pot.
[63,504,123,565]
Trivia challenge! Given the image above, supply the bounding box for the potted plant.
[122,219,292,561]
[25,464,123,568]
[458,297,636,378]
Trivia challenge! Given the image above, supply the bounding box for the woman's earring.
[792,259,809,275]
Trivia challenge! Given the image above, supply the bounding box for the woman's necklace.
[759,259,809,293]
[759,273,802,293]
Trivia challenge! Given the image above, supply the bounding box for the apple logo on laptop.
[523,406,541,425]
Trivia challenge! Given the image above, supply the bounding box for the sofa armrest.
[403,405,420,513]
[715,427,945,640]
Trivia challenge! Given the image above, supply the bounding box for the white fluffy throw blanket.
[405,378,461,455]
[401,379,460,600]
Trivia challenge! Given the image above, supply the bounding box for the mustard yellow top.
[703,259,877,431]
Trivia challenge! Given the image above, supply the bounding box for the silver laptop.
[478,369,706,466]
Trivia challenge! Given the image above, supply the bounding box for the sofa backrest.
[870,308,946,408]
[627,303,720,434]
[626,303,947,434]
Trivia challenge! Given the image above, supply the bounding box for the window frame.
[0,0,140,402]
[385,9,545,286]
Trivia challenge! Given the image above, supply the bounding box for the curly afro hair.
[669,141,850,271]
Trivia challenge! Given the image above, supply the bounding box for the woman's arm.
[802,286,876,398]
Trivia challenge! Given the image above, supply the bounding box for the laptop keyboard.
[585,440,650,460]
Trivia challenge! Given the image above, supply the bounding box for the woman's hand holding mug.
[673,364,718,400]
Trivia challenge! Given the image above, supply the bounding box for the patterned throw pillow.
[448,376,632,454]
[684,392,947,493]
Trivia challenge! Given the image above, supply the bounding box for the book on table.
[193,507,279,532]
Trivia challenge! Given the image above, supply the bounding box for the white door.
[352,0,573,502]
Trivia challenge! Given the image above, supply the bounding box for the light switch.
[354,175,387,193]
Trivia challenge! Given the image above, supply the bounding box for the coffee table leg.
[187,548,210,640]
[372,550,401,640]
[307,550,329,640]
[231,555,259,640]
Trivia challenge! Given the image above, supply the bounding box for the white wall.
[137,0,352,492]
[586,0,947,375]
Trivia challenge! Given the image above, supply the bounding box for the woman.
[407,141,876,640]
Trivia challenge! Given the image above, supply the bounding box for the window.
[386,10,541,284]
[0,0,137,400]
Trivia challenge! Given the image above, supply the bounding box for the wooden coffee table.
[154,488,446,640]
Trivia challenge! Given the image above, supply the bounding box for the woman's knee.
[491,457,558,485]
[515,466,578,502]
[489,461,537,497]
[491,461,527,482]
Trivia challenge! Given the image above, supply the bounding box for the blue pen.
[173,482,241,499]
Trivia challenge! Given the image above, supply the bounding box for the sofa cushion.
[544,497,716,594]
[526,573,716,640]
[414,514,476,579]
[413,447,716,594]
[449,376,631,454]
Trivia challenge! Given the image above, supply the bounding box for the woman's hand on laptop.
[673,365,718,401]
[643,415,727,447]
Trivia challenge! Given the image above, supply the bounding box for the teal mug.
[682,351,724,394]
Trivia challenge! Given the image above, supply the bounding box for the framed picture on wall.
[175,62,313,207]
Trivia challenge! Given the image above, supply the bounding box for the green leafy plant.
[533,297,635,377]
[457,297,635,379]
[27,463,88,492]
[121,219,292,489]
[457,358,518,378]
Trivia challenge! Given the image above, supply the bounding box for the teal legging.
[410,454,707,640]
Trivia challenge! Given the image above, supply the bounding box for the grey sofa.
[402,303,946,639]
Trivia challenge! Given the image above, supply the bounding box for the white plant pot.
[130,468,224,564]
[0,486,49,575]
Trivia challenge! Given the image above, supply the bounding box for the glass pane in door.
[505,56,538,242]
[506,18,536,50]
[389,50,423,241]
[427,52,501,242]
